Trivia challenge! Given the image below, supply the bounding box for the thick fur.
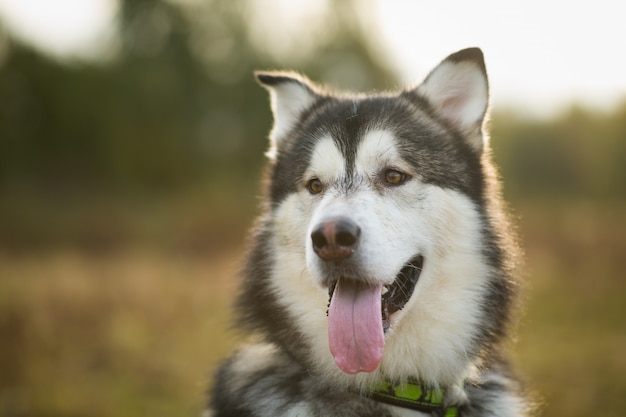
[208,48,528,416]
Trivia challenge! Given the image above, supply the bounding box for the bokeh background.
[0,0,625,416]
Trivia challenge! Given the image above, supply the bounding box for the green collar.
[368,380,459,416]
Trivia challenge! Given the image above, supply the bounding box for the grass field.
[0,201,625,417]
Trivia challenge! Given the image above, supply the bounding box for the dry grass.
[0,250,241,417]
[0,202,624,417]
[514,202,626,417]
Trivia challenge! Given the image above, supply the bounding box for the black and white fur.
[208,48,528,416]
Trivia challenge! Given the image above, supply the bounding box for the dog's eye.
[306,178,323,194]
[384,169,408,186]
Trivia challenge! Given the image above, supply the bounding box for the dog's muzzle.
[311,217,424,374]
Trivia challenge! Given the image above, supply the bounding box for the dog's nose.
[311,217,361,262]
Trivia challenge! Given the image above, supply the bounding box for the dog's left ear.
[255,71,320,159]
[414,48,489,152]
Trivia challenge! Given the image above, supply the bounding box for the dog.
[208,48,529,416]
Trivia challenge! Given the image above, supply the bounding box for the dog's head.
[247,48,515,387]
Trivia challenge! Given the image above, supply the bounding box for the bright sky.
[0,0,624,115]
[0,0,117,61]
[374,0,626,115]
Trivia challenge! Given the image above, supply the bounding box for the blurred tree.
[0,0,397,195]
[491,104,626,202]
[0,0,625,251]
[0,0,400,249]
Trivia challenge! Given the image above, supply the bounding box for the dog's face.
[256,49,501,386]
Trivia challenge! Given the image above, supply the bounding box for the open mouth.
[326,255,424,374]
[327,255,424,333]
[381,255,424,331]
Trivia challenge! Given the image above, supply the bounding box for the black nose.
[311,217,361,262]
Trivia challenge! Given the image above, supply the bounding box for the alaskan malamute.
[208,48,529,416]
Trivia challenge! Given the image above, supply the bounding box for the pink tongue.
[328,279,385,374]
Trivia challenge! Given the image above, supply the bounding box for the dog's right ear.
[414,48,489,152]
[255,72,319,159]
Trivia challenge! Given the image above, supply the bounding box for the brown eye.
[307,178,323,194]
[384,169,407,186]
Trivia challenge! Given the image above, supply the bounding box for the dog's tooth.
[382,286,389,295]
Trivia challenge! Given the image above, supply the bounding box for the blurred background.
[0,0,624,416]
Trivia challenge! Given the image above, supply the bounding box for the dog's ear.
[255,72,320,159]
[414,48,489,152]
